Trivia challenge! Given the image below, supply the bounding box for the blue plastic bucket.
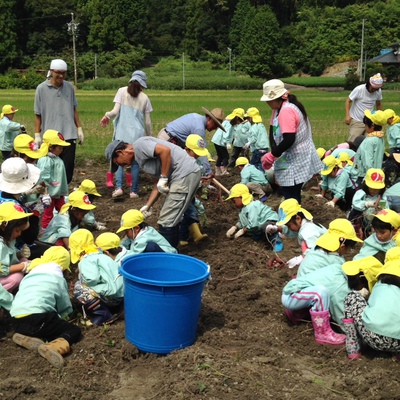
[120,252,210,354]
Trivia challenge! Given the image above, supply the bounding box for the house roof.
[368,51,399,64]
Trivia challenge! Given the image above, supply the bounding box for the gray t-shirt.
[34,80,78,140]
[133,137,200,181]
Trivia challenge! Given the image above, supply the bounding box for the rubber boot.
[310,309,346,345]
[38,338,70,368]
[342,318,361,359]
[83,298,117,326]
[13,333,44,351]
[214,166,222,176]
[106,172,114,188]
[159,225,180,249]
[125,173,132,187]
[189,223,208,244]
[220,166,229,176]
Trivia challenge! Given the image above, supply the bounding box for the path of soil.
[1,161,399,400]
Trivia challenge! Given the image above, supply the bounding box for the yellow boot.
[38,338,70,368]
[189,223,208,244]
[13,333,44,350]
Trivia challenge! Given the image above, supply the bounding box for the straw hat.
[202,107,226,132]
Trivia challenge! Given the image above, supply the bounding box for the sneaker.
[112,188,123,198]
[129,192,139,199]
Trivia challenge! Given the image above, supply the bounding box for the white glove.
[34,133,42,146]
[315,194,324,198]
[157,177,169,194]
[358,287,370,299]
[234,228,245,239]
[20,125,26,133]
[226,226,238,238]
[365,200,376,208]
[287,255,303,269]
[22,260,31,273]
[140,205,153,218]
[41,194,52,208]
[243,141,251,150]
[77,127,84,145]
[265,224,278,234]
[226,143,232,150]
[20,244,31,259]
[325,201,335,208]
[94,222,107,231]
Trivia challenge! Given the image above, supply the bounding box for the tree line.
[1,0,399,80]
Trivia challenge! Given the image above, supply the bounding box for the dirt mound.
[322,61,357,77]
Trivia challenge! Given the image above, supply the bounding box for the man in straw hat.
[34,59,84,184]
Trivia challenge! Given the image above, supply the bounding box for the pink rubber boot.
[310,310,346,345]
[106,172,114,188]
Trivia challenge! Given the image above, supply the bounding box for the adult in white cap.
[34,58,84,183]
[345,73,383,142]
[260,79,323,203]
[100,70,153,199]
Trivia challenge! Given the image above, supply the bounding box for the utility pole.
[182,52,185,90]
[360,19,365,81]
[228,47,232,74]
[67,13,79,86]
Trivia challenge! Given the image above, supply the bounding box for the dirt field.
[1,161,400,400]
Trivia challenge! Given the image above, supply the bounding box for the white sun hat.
[260,79,288,101]
[0,158,41,194]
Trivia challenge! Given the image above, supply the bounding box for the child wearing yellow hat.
[316,155,356,210]
[343,247,400,359]
[36,130,71,229]
[95,232,128,262]
[244,107,270,171]
[225,184,281,250]
[385,109,400,155]
[10,247,81,368]
[228,109,251,168]
[117,209,177,254]
[211,108,244,176]
[352,209,400,263]
[266,198,327,268]
[0,202,33,293]
[347,168,386,239]
[76,179,106,231]
[71,229,124,326]
[0,104,25,160]
[235,157,271,202]
[41,190,96,249]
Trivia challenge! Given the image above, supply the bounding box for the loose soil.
[1,161,399,400]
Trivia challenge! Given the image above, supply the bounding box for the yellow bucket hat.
[78,179,101,197]
[69,228,98,264]
[185,134,208,157]
[316,148,326,160]
[60,190,96,214]
[384,109,396,121]
[370,209,400,229]
[337,152,353,166]
[316,218,363,252]
[0,202,32,224]
[43,130,71,147]
[244,107,262,123]
[365,168,385,189]
[277,198,312,226]
[225,183,253,205]
[116,209,145,233]
[235,157,249,167]
[95,232,121,251]
[342,256,383,291]
[364,110,387,126]
[13,134,48,159]
[377,247,400,279]
[1,105,18,118]
[226,108,245,121]
[321,155,341,176]
[28,246,71,272]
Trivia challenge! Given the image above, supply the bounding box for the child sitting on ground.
[225,183,281,251]
[41,190,96,249]
[316,155,356,210]
[347,168,386,239]
[0,104,25,160]
[10,246,81,368]
[117,209,177,254]
[0,202,33,293]
[71,229,124,326]
[36,130,70,229]
[235,157,270,202]
[266,198,327,268]
[76,179,106,231]
[95,232,128,263]
[353,209,400,263]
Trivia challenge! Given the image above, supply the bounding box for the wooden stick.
[212,178,230,194]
